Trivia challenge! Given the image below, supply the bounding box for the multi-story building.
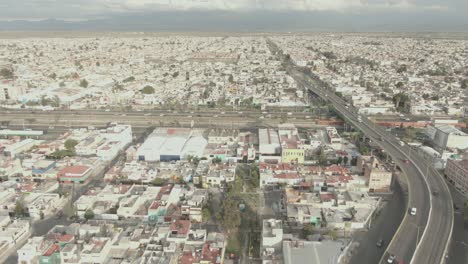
[445,159,468,196]
[358,156,393,193]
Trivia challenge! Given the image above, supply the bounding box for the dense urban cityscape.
[0,31,467,264]
[0,33,468,264]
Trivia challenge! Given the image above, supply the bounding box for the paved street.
[267,37,454,264]
[348,183,406,264]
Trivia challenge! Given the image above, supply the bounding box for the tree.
[317,147,327,166]
[79,79,88,88]
[84,209,95,220]
[302,224,315,239]
[123,76,135,83]
[221,199,241,233]
[228,74,234,83]
[343,156,349,165]
[49,73,57,80]
[151,178,167,186]
[64,139,78,151]
[335,92,343,97]
[202,207,212,222]
[392,93,410,112]
[336,156,343,165]
[405,127,416,141]
[14,200,27,217]
[396,64,407,73]
[63,202,77,218]
[141,85,155,94]
[461,79,468,89]
[212,157,222,164]
[395,81,404,88]
[0,68,13,79]
[40,210,45,220]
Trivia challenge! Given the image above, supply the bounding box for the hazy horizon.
[0,0,467,32]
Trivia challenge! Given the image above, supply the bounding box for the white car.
[410,207,417,216]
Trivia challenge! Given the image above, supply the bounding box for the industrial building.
[427,125,468,150]
[137,128,207,162]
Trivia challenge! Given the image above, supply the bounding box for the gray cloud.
[0,0,465,20]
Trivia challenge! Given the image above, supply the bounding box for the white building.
[432,125,468,150]
[259,129,281,155]
[137,128,207,162]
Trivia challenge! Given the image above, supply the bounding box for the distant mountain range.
[0,11,467,32]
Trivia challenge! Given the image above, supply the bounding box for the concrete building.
[325,127,342,150]
[259,129,281,155]
[0,81,24,101]
[3,139,38,157]
[358,156,393,193]
[137,128,207,162]
[445,159,468,196]
[432,125,468,150]
[57,165,92,184]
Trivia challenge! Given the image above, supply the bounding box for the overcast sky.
[0,0,466,31]
[0,0,466,20]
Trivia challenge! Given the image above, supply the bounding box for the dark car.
[376,239,384,248]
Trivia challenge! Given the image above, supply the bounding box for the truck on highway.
[357,115,362,122]
[399,141,405,146]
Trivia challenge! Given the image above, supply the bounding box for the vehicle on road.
[387,254,397,263]
[376,239,384,248]
[357,115,362,122]
[403,159,411,164]
[159,114,164,117]
[453,203,459,210]
[432,190,439,196]
[399,141,405,146]
[410,207,417,216]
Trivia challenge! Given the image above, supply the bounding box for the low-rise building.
[57,165,92,184]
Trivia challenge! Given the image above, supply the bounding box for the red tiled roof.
[320,193,335,202]
[170,220,191,235]
[274,172,299,179]
[58,165,91,177]
[43,244,60,257]
[156,184,173,199]
[179,251,201,264]
[202,242,220,263]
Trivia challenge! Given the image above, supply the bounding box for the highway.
[267,39,454,264]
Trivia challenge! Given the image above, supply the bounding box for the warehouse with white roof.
[137,128,207,162]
